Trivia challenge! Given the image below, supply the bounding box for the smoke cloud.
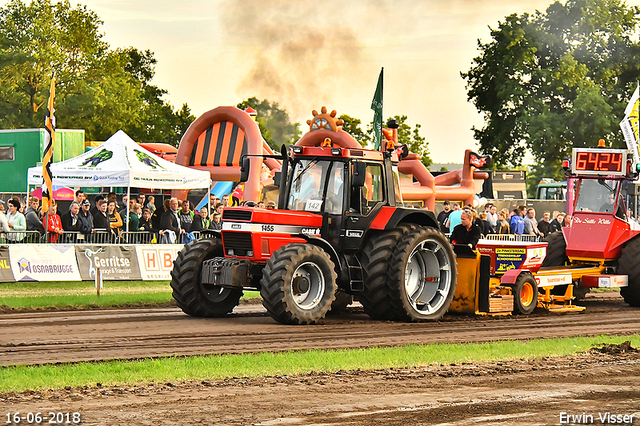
[221,0,368,122]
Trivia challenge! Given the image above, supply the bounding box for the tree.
[121,47,195,146]
[339,114,370,147]
[0,0,193,144]
[236,97,301,151]
[462,0,640,189]
[386,115,432,168]
[338,113,432,166]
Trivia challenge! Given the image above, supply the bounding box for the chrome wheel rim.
[291,262,325,310]
[404,238,453,315]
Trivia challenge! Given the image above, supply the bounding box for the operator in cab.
[599,191,626,220]
[450,210,482,249]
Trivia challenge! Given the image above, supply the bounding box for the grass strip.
[1,334,637,393]
[0,281,260,310]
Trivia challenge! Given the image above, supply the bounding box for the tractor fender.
[370,207,438,232]
[500,269,534,285]
[293,234,341,275]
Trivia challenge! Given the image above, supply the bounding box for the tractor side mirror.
[240,156,250,182]
[273,171,281,188]
[352,161,366,187]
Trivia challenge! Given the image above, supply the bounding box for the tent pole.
[126,186,131,233]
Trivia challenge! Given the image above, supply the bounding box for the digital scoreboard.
[571,148,628,176]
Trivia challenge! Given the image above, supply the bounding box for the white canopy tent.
[28,130,211,231]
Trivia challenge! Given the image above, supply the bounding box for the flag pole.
[42,73,56,242]
[371,68,384,151]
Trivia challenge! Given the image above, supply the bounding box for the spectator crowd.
[0,189,257,244]
[0,191,576,249]
[438,201,572,249]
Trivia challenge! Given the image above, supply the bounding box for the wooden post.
[95,267,102,296]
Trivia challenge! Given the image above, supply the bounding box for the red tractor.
[539,145,640,306]
[447,144,640,317]
[170,142,458,324]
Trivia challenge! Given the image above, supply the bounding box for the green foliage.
[236,97,301,151]
[337,113,432,166]
[339,114,369,147]
[462,0,640,177]
[391,115,432,168]
[0,0,193,144]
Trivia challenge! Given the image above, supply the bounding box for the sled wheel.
[170,238,243,317]
[512,274,538,315]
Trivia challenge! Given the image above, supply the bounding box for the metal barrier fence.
[482,234,542,242]
[0,230,216,245]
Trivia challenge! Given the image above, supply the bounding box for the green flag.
[371,68,383,150]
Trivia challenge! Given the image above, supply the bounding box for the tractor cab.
[563,147,639,261]
[276,144,405,252]
[573,178,626,219]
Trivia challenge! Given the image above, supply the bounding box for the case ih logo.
[301,228,321,236]
[17,257,31,273]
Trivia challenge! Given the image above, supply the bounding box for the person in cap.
[77,199,94,241]
[437,200,452,233]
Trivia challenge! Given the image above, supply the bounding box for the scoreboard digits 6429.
[571,148,627,176]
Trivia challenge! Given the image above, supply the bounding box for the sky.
[13,0,640,163]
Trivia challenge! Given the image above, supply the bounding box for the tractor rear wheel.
[542,232,568,267]
[359,225,414,320]
[170,238,243,317]
[260,243,337,324]
[388,227,457,321]
[512,274,538,315]
[618,236,640,307]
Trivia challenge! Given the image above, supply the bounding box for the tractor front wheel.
[260,243,337,324]
[170,238,243,317]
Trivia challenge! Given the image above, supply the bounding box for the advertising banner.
[9,245,81,281]
[0,246,14,282]
[76,245,142,281]
[135,244,183,280]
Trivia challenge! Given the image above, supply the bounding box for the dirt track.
[1,292,640,425]
[0,292,638,366]
[1,349,639,425]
